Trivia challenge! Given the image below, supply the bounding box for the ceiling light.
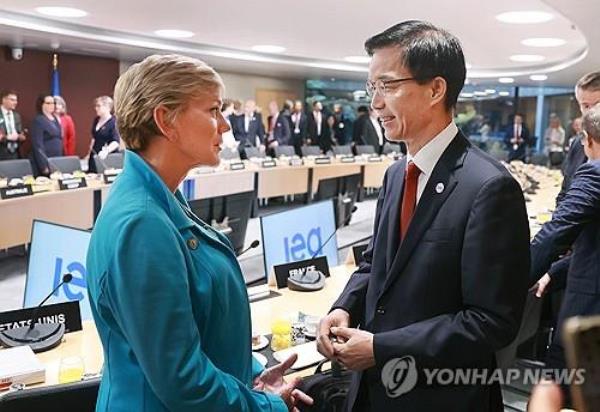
[460,92,474,98]
[344,56,371,64]
[496,11,554,24]
[474,91,487,96]
[510,54,545,62]
[521,37,566,47]
[530,74,548,81]
[499,77,515,84]
[251,45,286,54]
[465,62,473,69]
[499,91,511,96]
[485,89,496,94]
[154,30,194,39]
[35,6,88,17]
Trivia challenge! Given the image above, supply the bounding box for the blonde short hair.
[114,54,223,151]
[95,95,114,111]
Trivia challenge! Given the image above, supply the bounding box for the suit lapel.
[385,158,405,273]
[379,133,469,298]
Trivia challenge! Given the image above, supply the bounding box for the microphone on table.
[0,274,73,353]
[310,205,357,260]
[237,239,260,257]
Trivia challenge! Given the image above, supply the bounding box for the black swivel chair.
[0,378,100,412]
[220,148,241,161]
[274,145,295,157]
[382,142,401,155]
[94,152,124,173]
[244,147,264,159]
[301,146,322,157]
[0,159,34,178]
[48,156,81,173]
[355,145,376,155]
[332,145,353,156]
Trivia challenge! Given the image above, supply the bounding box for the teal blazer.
[87,151,286,411]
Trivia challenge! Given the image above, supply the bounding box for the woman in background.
[54,95,76,156]
[30,94,62,176]
[88,95,120,172]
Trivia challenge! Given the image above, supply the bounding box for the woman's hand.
[253,353,313,410]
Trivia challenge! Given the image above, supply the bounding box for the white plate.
[252,335,269,351]
[272,341,324,370]
[252,352,268,367]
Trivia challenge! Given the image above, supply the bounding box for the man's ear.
[430,76,447,108]
[153,105,177,142]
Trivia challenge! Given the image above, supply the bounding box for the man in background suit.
[307,101,327,151]
[265,100,291,157]
[290,100,308,156]
[317,20,529,412]
[0,90,26,160]
[529,104,600,407]
[230,99,265,158]
[505,113,531,162]
[353,106,384,154]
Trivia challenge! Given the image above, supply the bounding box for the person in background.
[30,94,63,176]
[54,95,76,156]
[86,54,312,412]
[332,103,348,145]
[506,113,531,162]
[230,100,265,157]
[322,114,338,154]
[88,95,120,172]
[265,100,291,156]
[544,113,566,166]
[0,90,26,160]
[308,101,327,150]
[290,100,308,156]
[566,117,583,151]
[220,99,239,151]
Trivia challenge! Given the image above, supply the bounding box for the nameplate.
[262,160,277,168]
[340,156,356,163]
[103,172,120,184]
[314,156,331,165]
[229,161,245,171]
[0,184,33,200]
[289,158,304,166]
[58,177,87,190]
[273,256,330,289]
[0,301,82,333]
[352,243,369,265]
[367,156,382,163]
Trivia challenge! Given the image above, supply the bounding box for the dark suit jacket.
[0,110,23,160]
[290,111,308,145]
[307,111,328,150]
[530,160,600,352]
[230,113,265,147]
[332,132,530,411]
[505,124,531,162]
[353,114,382,154]
[557,136,587,205]
[265,112,291,147]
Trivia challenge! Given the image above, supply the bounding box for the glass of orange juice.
[58,356,85,384]
[270,317,292,351]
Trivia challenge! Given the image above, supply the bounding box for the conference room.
[1,1,599,411]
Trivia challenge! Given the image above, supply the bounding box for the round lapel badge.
[435,182,445,194]
[187,238,198,250]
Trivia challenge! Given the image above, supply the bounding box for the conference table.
[0,156,395,250]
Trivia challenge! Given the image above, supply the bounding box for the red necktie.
[400,161,421,240]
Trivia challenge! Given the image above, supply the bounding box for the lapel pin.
[435,182,445,194]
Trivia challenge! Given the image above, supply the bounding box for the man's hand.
[330,327,375,371]
[527,380,562,412]
[530,273,551,298]
[317,309,350,359]
[253,353,313,411]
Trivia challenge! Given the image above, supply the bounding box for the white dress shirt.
[313,111,322,136]
[406,121,458,204]
[1,107,16,135]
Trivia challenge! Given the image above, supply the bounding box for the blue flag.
[51,54,60,96]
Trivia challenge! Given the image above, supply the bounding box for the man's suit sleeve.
[530,162,600,283]
[547,255,570,292]
[373,174,530,368]
[331,169,388,326]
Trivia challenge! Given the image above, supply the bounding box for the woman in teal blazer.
[86,54,310,411]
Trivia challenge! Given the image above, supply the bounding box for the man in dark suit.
[290,100,308,156]
[353,106,384,154]
[529,104,600,407]
[230,99,265,157]
[265,100,291,157]
[0,90,26,160]
[307,101,327,151]
[316,21,530,412]
[505,113,531,162]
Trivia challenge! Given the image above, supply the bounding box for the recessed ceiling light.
[154,30,194,39]
[499,77,515,84]
[499,91,511,96]
[344,55,371,64]
[251,45,286,54]
[460,92,474,98]
[521,37,566,47]
[496,11,554,24]
[510,54,545,62]
[35,6,88,17]
[530,74,548,81]
[474,91,487,96]
[485,89,496,94]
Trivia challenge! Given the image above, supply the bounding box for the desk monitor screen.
[260,200,338,277]
[24,220,93,321]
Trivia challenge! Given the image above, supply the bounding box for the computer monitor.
[23,220,93,321]
[260,200,338,277]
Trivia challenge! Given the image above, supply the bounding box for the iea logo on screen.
[24,221,93,320]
